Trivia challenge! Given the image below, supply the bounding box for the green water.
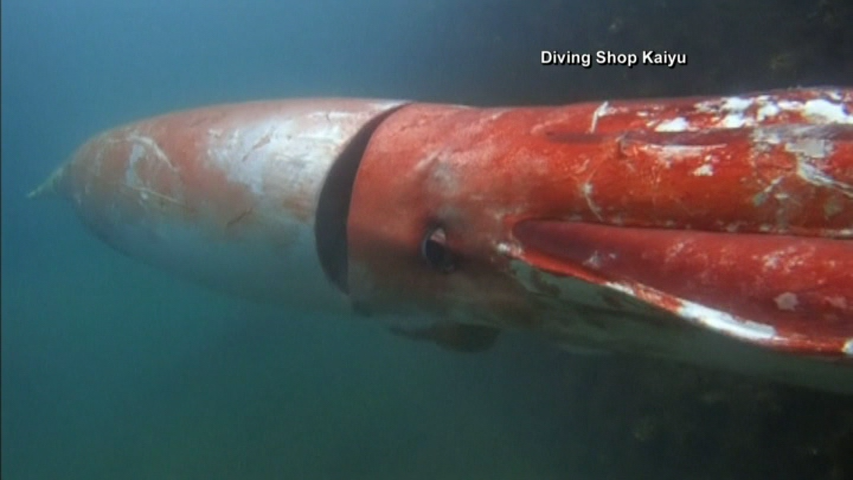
[3,1,851,479]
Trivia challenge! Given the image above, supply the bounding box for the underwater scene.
[2,1,852,479]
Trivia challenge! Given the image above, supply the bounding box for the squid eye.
[421,226,456,273]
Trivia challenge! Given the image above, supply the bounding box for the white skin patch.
[720,112,748,128]
[714,96,752,129]
[495,241,521,257]
[122,135,180,205]
[751,128,782,145]
[127,134,176,170]
[763,252,781,270]
[756,102,780,121]
[125,143,145,187]
[604,281,636,297]
[785,136,831,159]
[692,93,851,129]
[844,339,853,356]
[802,98,853,124]
[678,301,778,342]
[786,138,853,198]
[584,251,604,268]
[654,117,690,132]
[692,164,714,176]
[582,182,604,220]
[721,96,753,111]
[774,292,798,311]
[658,145,710,164]
[588,101,609,133]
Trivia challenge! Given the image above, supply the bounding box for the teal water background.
[3,1,851,479]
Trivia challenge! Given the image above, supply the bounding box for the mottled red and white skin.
[31,88,853,393]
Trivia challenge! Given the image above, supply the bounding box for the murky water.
[3,1,851,479]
